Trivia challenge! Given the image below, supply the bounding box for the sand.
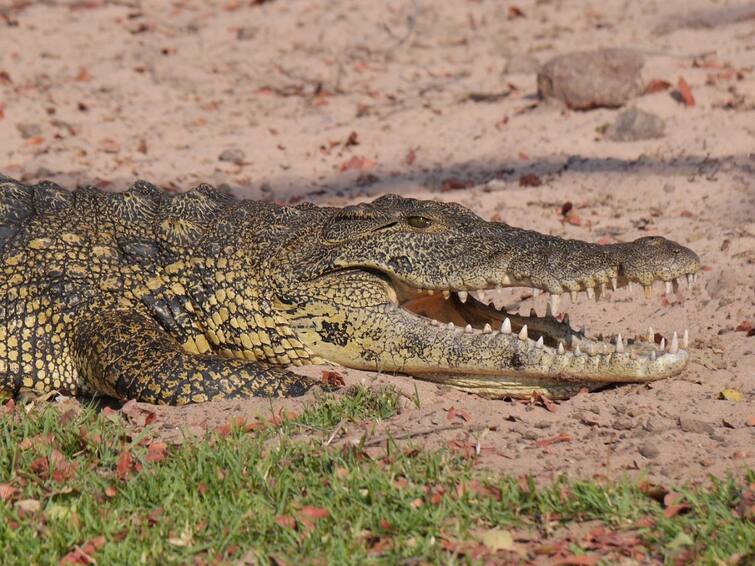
[0,0,753,484]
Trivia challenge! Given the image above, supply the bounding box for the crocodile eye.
[406,216,432,229]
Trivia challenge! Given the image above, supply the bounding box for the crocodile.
[0,175,700,404]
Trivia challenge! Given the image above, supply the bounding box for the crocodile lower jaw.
[393,280,692,399]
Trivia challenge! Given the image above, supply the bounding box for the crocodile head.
[275,194,700,399]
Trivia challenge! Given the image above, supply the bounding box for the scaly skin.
[0,176,700,404]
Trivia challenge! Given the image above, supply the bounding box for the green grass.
[0,388,752,565]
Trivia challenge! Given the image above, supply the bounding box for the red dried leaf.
[321,370,345,387]
[146,441,168,463]
[508,6,525,19]
[59,547,96,565]
[664,503,691,518]
[339,155,376,172]
[519,173,542,187]
[534,432,572,448]
[677,77,695,106]
[147,507,163,525]
[298,506,330,520]
[735,321,752,332]
[0,483,18,502]
[644,79,672,94]
[215,423,232,437]
[275,515,297,529]
[115,450,133,481]
[440,178,472,192]
[554,555,599,566]
[75,68,92,82]
[344,131,359,146]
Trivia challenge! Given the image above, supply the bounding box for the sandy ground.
[0,0,753,484]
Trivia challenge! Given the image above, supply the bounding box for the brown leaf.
[519,173,542,187]
[440,178,471,192]
[534,432,572,447]
[735,321,752,332]
[445,405,471,422]
[644,79,672,94]
[554,555,599,565]
[664,503,691,518]
[677,77,695,106]
[507,6,525,19]
[59,546,96,565]
[339,155,376,172]
[298,505,330,520]
[0,483,18,502]
[344,131,359,147]
[146,441,168,463]
[75,68,92,82]
[275,515,297,528]
[116,450,133,481]
[321,370,345,388]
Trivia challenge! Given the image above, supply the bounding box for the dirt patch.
[1,0,753,484]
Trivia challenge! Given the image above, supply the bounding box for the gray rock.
[678,416,714,434]
[16,123,43,139]
[505,53,540,74]
[538,48,644,110]
[639,442,660,459]
[605,108,665,141]
[218,148,246,164]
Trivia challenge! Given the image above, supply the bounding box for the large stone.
[605,108,665,141]
[538,48,644,110]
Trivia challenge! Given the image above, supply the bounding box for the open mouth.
[394,274,695,365]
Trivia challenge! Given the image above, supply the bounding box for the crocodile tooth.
[427,289,435,295]
[673,278,681,294]
[442,290,451,300]
[447,322,455,330]
[687,273,694,288]
[574,344,581,356]
[683,328,689,349]
[670,331,679,354]
[660,337,666,351]
[502,318,512,334]
[570,290,578,303]
[599,282,606,298]
[483,323,492,333]
[615,334,624,353]
[535,336,544,348]
[647,326,654,342]
[502,274,511,285]
[557,342,565,354]
[665,281,673,295]
[550,294,560,314]
[643,285,653,299]
[465,324,473,333]
[650,350,656,361]
[586,287,595,301]
[518,325,528,341]
[457,290,468,303]
[610,277,618,291]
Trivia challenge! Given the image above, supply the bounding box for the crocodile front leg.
[71,306,316,404]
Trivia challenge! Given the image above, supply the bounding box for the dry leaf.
[475,528,515,551]
[644,79,672,94]
[0,483,18,502]
[720,389,743,402]
[677,77,695,106]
